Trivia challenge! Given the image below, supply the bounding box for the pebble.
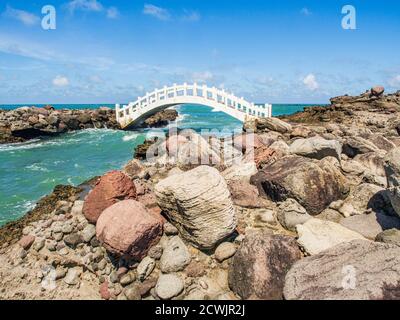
[124,285,141,300]
[53,232,63,241]
[63,268,81,285]
[148,245,163,260]
[61,224,73,234]
[33,238,45,252]
[214,242,237,262]
[155,274,184,300]
[120,273,135,286]
[164,222,179,236]
[137,257,156,281]
[81,224,96,243]
[64,233,83,248]
[109,271,119,283]
[160,236,191,273]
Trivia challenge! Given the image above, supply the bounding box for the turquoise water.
[0,103,316,225]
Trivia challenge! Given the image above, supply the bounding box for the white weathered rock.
[160,236,191,273]
[71,200,84,216]
[289,136,342,161]
[221,161,257,183]
[63,268,82,285]
[296,218,366,255]
[257,117,292,133]
[155,274,184,300]
[155,166,236,249]
[81,224,96,243]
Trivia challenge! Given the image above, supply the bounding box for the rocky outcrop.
[0,106,119,143]
[155,165,236,249]
[296,218,366,255]
[83,171,136,224]
[256,117,292,134]
[289,136,342,161]
[228,231,302,300]
[96,200,163,260]
[384,147,400,217]
[251,156,349,215]
[284,240,400,300]
[140,109,178,128]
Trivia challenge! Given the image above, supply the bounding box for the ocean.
[0,103,317,226]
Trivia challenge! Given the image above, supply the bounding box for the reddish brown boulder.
[244,146,283,169]
[96,200,163,260]
[83,170,136,223]
[228,231,302,300]
[228,180,263,208]
[371,86,385,97]
[18,235,35,250]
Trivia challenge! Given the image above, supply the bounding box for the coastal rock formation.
[256,117,292,134]
[96,200,163,260]
[154,165,236,249]
[296,218,366,255]
[83,171,137,224]
[251,155,349,215]
[140,109,178,128]
[228,231,302,300]
[384,147,400,217]
[284,240,400,300]
[289,136,342,161]
[0,106,119,143]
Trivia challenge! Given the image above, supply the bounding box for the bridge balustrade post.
[193,83,197,96]
[183,82,187,96]
[202,85,207,98]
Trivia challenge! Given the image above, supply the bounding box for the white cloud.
[182,10,200,22]
[388,75,400,88]
[300,7,312,16]
[303,74,319,90]
[2,6,40,26]
[53,75,70,87]
[66,0,104,13]
[106,7,119,19]
[191,71,214,83]
[143,4,171,21]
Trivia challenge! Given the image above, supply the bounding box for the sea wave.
[26,163,50,172]
[122,133,140,142]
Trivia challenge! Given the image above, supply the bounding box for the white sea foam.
[122,133,139,142]
[26,163,49,172]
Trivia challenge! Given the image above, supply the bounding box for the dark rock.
[228,230,302,300]
[141,109,178,128]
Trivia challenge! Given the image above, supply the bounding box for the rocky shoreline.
[0,106,178,144]
[1,86,400,300]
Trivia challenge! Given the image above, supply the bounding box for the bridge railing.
[116,83,272,127]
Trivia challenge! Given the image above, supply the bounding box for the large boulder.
[251,156,349,215]
[296,218,366,255]
[284,240,400,300]
[96,200,163,260]
[155,165,236,249]
[228,231,302,300]
[256,117,292,134]
[384,147,400,217]
[289,136,342,161]
[227,180,263,208]
[343,136,380,158]
[83,171,136,223]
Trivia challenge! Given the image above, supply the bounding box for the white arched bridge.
[115,83,272,129]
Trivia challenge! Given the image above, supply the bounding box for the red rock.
[228,180,263,208]
[244,146,282,169]
[83,170,136,223]
[137,192,163,217]
[18,235,35,250]
[99,281,111,300]
[96,200,163,260]
[371,86,384,97]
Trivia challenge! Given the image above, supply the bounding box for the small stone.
[18,235,35,250]
[81,224,96,243]
[53,232,63,241]
[137,277,158,297]
[46,240,57,251]
[58,247,69,255]
[214,242,237,262]
[55,267,67,280]
[63,233,83,248]
[120,273,134,286]
[148,245,163,260]
[109,271,119,283]
[100,281,111,300]
[64,268,81,285]
[18,248,27,259]
[124,285,141,300]
[98,259,107,271]
[184,261,206,278]
[33,238,45,252]
[160,236,191,273]
[61,224,74,234]
[137,257,156,281]
[155,274,184,300]
[164,222,179,236]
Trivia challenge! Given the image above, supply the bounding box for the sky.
[0,0,399,104]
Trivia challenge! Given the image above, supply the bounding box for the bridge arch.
[116,83,272,129]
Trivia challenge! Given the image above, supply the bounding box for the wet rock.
[83,170,137,223]
[214,242,236,262]
[96,200,163,260]
[289,136,342,161]
[155,274,184,300]
[160,236,191,273]
[277,198,312,232]
[251,156,348,215]
[155,166,236,249]
[296,218,366,255]
[228,231,301,300]
[284,240,400,300]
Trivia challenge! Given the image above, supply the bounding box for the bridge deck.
[116,83,272,129]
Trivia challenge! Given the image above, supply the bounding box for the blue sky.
[0,0,399,104]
